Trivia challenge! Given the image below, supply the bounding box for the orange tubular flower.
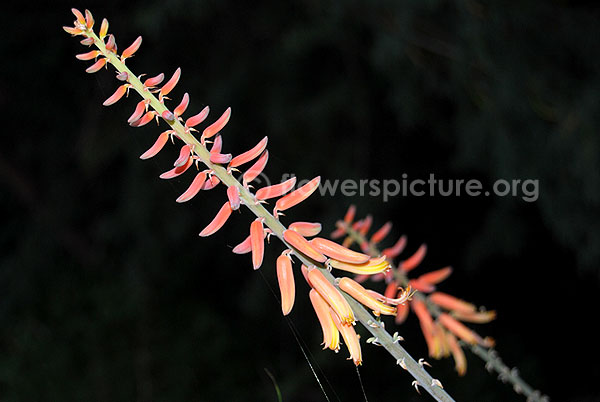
[255,177,297,201]
[229,136,269,168]
[327,256,389,275]
[242,151,269,187]
[428,292,477,314]
[370,221,392,244]
[438,313,494,347]
[176,171,208,203]
[289,222,322,237]
[274,176,320,217]
[202,107,231,141]
[400,244,427,272]
[250,219,264,269]
[417,266,453,285]
[338,277,396,317]
[121,36,142,60]
[310,237,370,264]
[276,253,295,315]
[331,308,362,366]
[307,268,355,325]
[139,130,171,160]
[160,67,181,99]
[445,331,467,376]
[381,235,407,259]
[227,185,241,210]
[309,289,340,351]
[283,230,327,263]
[199,201,233,237]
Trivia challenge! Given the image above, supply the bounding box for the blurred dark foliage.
[1,0,599,401]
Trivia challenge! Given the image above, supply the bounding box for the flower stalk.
[335,214,549,401]
[65,9,455,401]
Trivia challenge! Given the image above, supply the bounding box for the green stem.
[337,221,549,402]
[80,29,455,402]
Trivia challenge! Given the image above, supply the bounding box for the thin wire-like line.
[257,269,341,402]
[355,365,369,402]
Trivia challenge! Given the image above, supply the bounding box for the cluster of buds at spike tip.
[64,10,402,370]
[331,205,496,375]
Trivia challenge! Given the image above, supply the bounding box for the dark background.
[1,1,599,401]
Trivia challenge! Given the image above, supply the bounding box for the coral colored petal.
[417,266,453,285]
[85,58,107,73]
[99,18,109,38]
[84,9,94,29]
[255,177,297,200]
[199,202,233,237]
[140,131,170,160]
[144,73,164,88]
[160,67,181,97]
[229,136,269,168]
[173,145,191,167]
[310,237,370,264]
[176,171,208,203]
[382,235,407,259]
[277,254,295,315]
[185,106,210,128]
[428,292,476,314]
[242,151,269,185]
[274,176,320,216]
[307,268,354,325]
[394,302,410,325]
[343,205,356,224]
[122,36,142,60]
[130,111,156,127]
[159,157,193,179]
[409,279,436,293]
[289,222,322,237]
[209,135,223,154]
[250,219,264,269]
[232,235,252,254]
[103,84,128,106]
[203,107,231,139]
[201,175,220,190]
[400,244,427,272]
[128,100,147,123]
[227,186,241,210]
[309,289,340,351]
[174,93,189,117]
[283,230,327,263]
[210,152,232,164]
[71,8,86,24]
[338,277,396,317]
[76,50,100,60]
[331,309,362,365]
[370,222,392,244]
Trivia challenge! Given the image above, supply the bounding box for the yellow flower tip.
[307,268,355,325]
[331,309,362,366]
[328,256,389,275]
[338,277,396,317]
[309,289,340,351]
